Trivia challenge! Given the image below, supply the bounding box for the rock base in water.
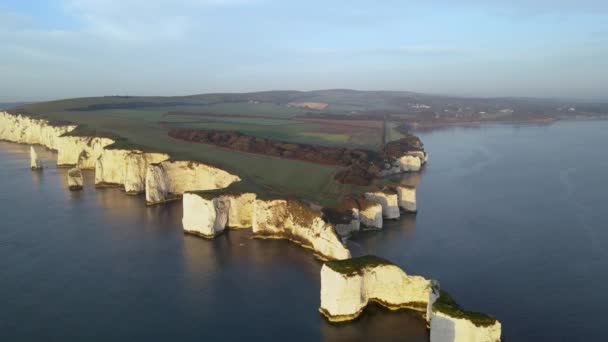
[30,146,43,170]
[67,167,84,191]
[395,185,417,213]
[319,255,502,342]
[319,255,438,323]
[364,190,400,219]
[430,291,501,342]
[182,192,350,260]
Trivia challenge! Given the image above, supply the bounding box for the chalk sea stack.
[319,255,438,322]
[319,255,502,342]
[30,146,42,170]
[430,291,501,342]
[67,167,84,191]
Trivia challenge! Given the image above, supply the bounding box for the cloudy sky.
[1,0,607,101]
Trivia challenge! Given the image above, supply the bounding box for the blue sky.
[1,0,607,101]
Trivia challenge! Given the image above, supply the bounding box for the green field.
[13,91,408,205]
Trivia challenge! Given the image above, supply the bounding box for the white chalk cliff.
[95,149,169,193]
[319,255,438,322]
[319,256,501,342]
[357,199,383,229]
[0,111,112,169]
[0,111,75,149]
[379,150,428,177]
[1,111,242,203]
[182,192,256,237]
[182,193,349,260]
[396,185,417,213]
[182,193,230,238]
[399,155,422,172]
[332,209,361,238]
[408,150,428,164]
[430,292,502,342]
[67,167,84,190]
[252,198,351,260]
[56,135,115,168]
[364,191,400,219]
[145,160,241,204]
[30,146,42,170]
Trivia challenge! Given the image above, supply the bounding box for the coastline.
[407,115,608,133]
[0,109,504,341]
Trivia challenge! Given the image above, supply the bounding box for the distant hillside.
[0,102,30,110]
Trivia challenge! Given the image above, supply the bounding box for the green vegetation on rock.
[433,290,498,327]
[324,255,393,275]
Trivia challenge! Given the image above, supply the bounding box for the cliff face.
[396,185,417,213]
[182,192,256,238]
[222,193,257,228]
[0,112,75,149]
[181,194,349,260]
[1,112,241,201]
[430,291,502,342]
[357,199,383,229]
[182,193,230,238]
[430,311,502,342]
[0,111,114,168]
[145,160,241,204]
[333,209,360,238]
[252,198,351,260]
[364,191,400,219]
[56,136,115,168]
[319,255,438,322]
[95,149,169,193]
[398,155,422,172]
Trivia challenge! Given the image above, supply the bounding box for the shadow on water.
[320,304,428,342]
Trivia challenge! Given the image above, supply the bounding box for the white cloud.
[61,0,257,42]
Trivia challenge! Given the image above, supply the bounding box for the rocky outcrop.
[56,135,114,168]
[332,197,384,231]
[319,255,439,322]
[408,150,428,164]
[182,192,230,238]
[222,192,257,228]
[396,185,417,213]
[30,146,42,170]
[95,149,169,193]
[399,155,422,172]
[67,167,84,190]
[182,194,350,259]
[355,198,383,229]
[0,111,113,169]
[319,256,501,342]
[364,191,400,219]
[430,291,501,342]
[145,160,241,205]
[252,198,351,260]
[326,209,360,238]
[182,192,256,237]
[0,111,75,149]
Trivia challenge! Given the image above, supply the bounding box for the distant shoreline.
[407,116,608,132]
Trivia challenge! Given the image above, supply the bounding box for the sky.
[1,0,607,101]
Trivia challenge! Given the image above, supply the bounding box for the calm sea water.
[1,120,607,341]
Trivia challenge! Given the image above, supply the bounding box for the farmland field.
[11,89,598,204]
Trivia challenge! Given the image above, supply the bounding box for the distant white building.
[409,103,431,109]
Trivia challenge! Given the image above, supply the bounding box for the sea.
[1,119,607,341]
